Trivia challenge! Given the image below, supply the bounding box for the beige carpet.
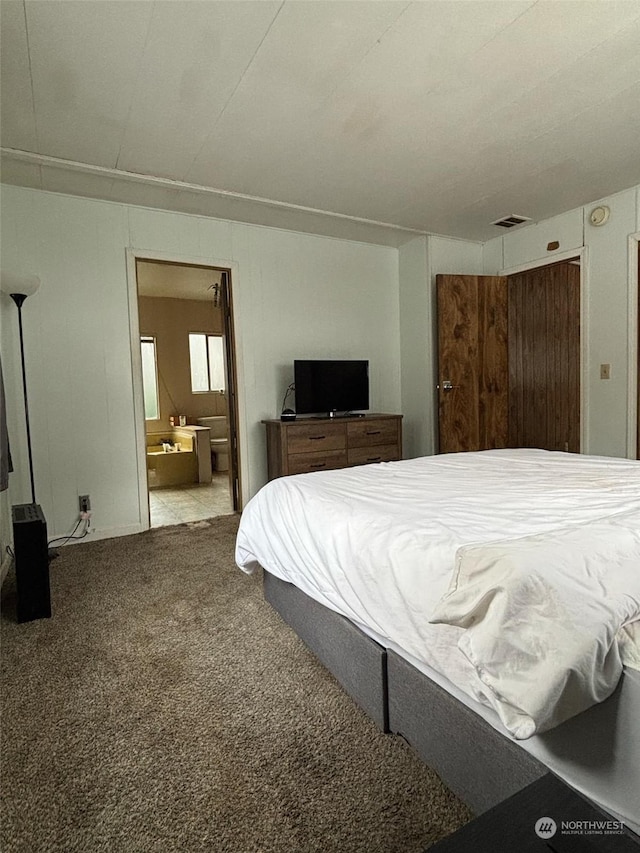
[1,514,472,853]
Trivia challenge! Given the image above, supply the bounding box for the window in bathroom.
[189,333,226,393]
[140,336,160,420]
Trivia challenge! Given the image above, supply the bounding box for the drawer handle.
[309,435,325,441]
[367,456,382,462]
[365,430,381,435]
[310,462,326,469]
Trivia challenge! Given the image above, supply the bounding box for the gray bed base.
[387,649,546,813]
[263,570,546,815]
[263,569,388,731]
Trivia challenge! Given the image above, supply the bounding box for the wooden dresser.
[263,413,403,480]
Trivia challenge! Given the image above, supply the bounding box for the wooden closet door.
[436,275,508,453]
[507,262,580,452]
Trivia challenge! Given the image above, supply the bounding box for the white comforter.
[235,449,640,738]
[430,510,640,738]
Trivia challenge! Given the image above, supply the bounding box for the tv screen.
[294,360,369,416]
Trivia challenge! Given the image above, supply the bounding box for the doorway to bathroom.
[132,257,240,529]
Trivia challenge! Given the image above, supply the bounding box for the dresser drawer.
[287,450,348,475]
[287,422,346,455]
[348,444,399,467]
[263,414,402,481]
[347,419,399,448]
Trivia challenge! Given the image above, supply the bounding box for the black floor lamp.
[1,272,51,622]
[1,274,40,503]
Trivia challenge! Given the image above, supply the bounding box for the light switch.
[600,364,611,380]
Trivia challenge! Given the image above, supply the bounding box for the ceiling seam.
[465,0,539,59]
[114,1,159,171]
[388,54,640,227]
[316,1,412,110]
[303,1,541,226]
[21,0,39,158]
[242,2,413,202]
[461,8,640,141]
[484,75,640,161]
[183,1,286,182]
[320,0,538,118]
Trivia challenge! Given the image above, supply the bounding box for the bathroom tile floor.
[149,474,234,528]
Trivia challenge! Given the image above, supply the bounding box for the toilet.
[196,416,230,472]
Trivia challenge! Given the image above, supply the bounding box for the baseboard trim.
[52,523,146,546]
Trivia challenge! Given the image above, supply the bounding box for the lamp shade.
[0,273,41,298]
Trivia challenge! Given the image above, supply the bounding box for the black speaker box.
[12,503,51,623]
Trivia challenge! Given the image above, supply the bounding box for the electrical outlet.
[79,494,91,513]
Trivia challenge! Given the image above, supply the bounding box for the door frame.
[500,247,588,453]
[125,248,245,531]
[629,233,640,459]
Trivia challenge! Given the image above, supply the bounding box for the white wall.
[483,185,640,458]
[584,189,638,458]
[503,208,583,270]
[398,236,430,459]
[0,186,401,541]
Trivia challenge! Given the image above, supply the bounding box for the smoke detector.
[589,205,610,227]
[490,214,532,229]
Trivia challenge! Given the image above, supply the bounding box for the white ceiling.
[136,259,223,300]
[2,0,640,245]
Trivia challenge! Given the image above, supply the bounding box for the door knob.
[438,379,459,392]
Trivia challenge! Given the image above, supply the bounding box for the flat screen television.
[294,359,369,417]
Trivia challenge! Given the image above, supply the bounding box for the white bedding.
[430,510,640,738]
[235,448,640,738]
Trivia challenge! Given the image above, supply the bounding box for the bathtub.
[146,430,198,489]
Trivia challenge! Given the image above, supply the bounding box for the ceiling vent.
[490,214,532,229]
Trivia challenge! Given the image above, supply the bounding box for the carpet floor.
[1,514,473,853]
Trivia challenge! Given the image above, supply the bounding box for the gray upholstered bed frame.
[263,570,546,815]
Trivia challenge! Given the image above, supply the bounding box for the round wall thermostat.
[589,205,610,226]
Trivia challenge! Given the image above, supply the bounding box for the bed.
[235,449,640,832]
